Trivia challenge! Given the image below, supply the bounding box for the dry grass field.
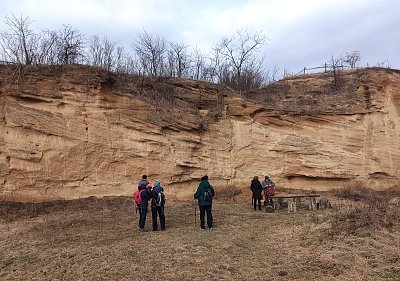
[0,188,399,281]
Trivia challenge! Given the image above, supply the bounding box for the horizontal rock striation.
[1,65,399,202]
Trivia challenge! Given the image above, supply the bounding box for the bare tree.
[133,30,166,77]
[56,24,85,64]
[206,43,226,83]
[102,37,115,71]
[35,30,58,64]
[342,50,361,68]
[87,35,102,66]
[0,14,273,89]
[0,14,37,64]
[328,55,344,90]
[265,65,281,84]
[114,46,132,73]
[214,29,268,91]
[166,41,189,77]
[87,35,116,71]
[189,46,206,80]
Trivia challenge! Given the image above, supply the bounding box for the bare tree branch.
[0,14,36,64]
[56,24,85,64]
[133,30,166,77]
[342,50,361,68]
[213,29,268,91]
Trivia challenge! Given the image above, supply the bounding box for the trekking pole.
[194,200,197,225]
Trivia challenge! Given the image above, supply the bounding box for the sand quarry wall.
[1,65,400,202]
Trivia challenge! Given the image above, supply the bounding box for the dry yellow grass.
[0,196,399,281]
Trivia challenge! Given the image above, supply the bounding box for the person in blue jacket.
[194,175,215,230]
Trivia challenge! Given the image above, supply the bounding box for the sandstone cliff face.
[0,65,399,202]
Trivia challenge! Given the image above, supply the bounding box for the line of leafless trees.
[0,14,276,91]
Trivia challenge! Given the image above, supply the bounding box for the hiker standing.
[194,175,215,230]
[138,182,151,232]
[138,175,149,190]
[251,176,263,210]
[150,180,166,231]
[134,175,149,218]
[261,176,275,206]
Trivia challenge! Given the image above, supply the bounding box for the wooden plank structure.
[265,194,321,213]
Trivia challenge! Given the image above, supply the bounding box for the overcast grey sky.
[1,0,399,74]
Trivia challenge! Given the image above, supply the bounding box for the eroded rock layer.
[1,65,399,201]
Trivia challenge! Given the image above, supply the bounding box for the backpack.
[155,190,165,207]
[133,189,145,205]
[203,188,213,201]
[266,186,275,197]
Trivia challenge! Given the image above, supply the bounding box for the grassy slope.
[0,197,399,281]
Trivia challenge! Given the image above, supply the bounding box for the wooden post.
[287,198,292,213]
[288,198,296,213]
[309,197,317,210]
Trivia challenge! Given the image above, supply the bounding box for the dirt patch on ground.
[1,196,399,281]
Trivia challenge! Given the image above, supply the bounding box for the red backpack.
[266,186,275,196]
[133,189,145,205]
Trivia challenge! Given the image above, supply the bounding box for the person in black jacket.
[138,175,149,189]
[250,176,263,210]
[138,183,152,232]
[150,180,166,231]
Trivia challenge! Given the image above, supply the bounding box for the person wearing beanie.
[150,180,166,231]
[261,175,275,206]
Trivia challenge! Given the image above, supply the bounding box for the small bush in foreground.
[330,185,400,206]
[325,185,400,236]
[327,204,400,236]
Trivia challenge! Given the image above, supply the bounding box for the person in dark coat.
[250,176,263,210]
[138,183,151,232]
[150,180,166,231]
[194,175,215,230]
[138,175,149,189]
